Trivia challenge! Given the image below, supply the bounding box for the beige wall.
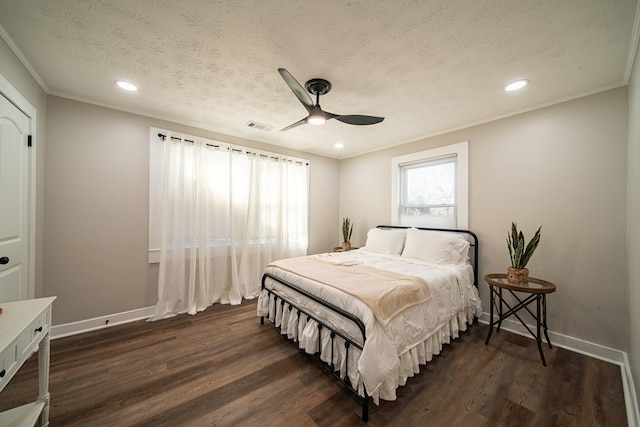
[627,39,640,402]
[341,87,629,351]
[44,96,339,324]
[0,38,48,298]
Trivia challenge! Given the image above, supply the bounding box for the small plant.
[507,222,542,269]
[342,217,353,243]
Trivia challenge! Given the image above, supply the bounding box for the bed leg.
[362,395,369,422]
[260,316,264,325]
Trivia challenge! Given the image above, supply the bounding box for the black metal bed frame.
[259,226,479,422]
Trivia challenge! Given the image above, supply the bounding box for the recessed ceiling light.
[116,80,138,91]
[504,80,528,91]
[334,142,344,149]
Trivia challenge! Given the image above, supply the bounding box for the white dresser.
[0,297,56,427]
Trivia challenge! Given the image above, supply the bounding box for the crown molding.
[0,23,49,93]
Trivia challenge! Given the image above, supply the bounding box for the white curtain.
[149,132,309,321]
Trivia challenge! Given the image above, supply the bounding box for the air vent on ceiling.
[246,121,273,131]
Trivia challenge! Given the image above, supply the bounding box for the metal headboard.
[375,225,479,288]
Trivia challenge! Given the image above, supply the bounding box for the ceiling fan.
[278,68,385,131]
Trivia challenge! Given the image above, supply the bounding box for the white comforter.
[257,249,482,403]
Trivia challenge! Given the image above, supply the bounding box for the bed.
[257,226,482,421]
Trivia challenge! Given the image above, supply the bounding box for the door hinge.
[28,135,32,147]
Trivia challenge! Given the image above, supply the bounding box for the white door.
[0,93,30,303]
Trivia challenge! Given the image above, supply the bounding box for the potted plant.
[506,222,542,283]
[342,217,353,251]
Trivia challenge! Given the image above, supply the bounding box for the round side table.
[484,273,556,366]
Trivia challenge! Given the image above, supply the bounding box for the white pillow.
[362,228,407,255]
[401,228,470,264]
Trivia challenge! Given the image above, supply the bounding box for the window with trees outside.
[391,141,468,229]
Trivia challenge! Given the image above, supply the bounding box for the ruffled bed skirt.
[257,290,477,404]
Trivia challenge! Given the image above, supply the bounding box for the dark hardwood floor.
[0,300,627,426]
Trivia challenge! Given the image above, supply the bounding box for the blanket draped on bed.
[268,257,431,326]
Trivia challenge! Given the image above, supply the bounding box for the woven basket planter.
[507,267,529,283]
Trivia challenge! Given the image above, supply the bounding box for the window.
[148,127,309,263]
[391,141,468,229]
[148,127,310,318]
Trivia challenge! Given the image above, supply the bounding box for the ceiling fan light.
[307,115,326,125]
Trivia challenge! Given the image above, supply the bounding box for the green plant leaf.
[506,222,542,269]
[342,217,353,242]
[520,226,542,267]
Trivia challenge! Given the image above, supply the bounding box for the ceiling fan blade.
[333,114,385,125]
[280,117,308,131]
[278,68,313,111]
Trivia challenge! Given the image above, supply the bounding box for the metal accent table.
[484,273,556,366]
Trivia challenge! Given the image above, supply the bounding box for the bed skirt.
[257,289,477,404]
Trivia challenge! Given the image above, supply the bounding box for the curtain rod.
[156,133,309,166]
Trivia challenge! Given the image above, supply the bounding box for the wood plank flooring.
[0,300,628,426]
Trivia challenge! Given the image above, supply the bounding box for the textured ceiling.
[0,0,637,159]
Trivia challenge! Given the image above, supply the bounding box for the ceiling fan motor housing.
[305,78,332,95]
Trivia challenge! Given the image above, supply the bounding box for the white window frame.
[391,141,469,229]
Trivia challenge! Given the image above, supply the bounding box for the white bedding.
[256,249,482,404]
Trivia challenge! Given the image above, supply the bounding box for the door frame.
[0,72,37,299]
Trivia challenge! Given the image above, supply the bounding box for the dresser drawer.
[0,342,18,392]
[15,307,50,361]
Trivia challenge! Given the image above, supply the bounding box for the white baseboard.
[622,352,640,427]
[478,313,624,364]
[51,306,155,339]
[478,313,639,427]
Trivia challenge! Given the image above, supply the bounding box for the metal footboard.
[260,272,370,422]
[259,225,480,422]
